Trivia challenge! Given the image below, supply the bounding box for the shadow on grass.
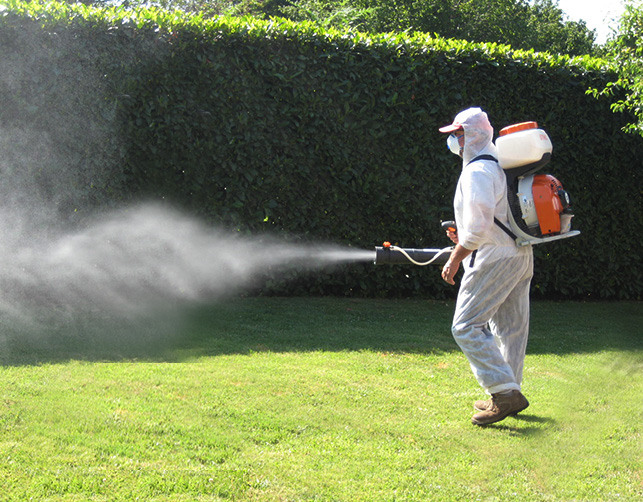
[0,309,189,366]
[481,414,557,436]
[0,297,458,365]
[0,297,641,366]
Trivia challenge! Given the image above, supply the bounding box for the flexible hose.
[389,246,453,266]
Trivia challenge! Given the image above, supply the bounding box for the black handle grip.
[441,220,457,233]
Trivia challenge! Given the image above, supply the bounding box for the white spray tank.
[495,122,580,246]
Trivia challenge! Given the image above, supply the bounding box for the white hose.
[389,246,453,266]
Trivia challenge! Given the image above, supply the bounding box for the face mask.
[447,133,463,157]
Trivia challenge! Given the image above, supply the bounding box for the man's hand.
[441,244,474,285]
[441,221,458,244]
[441,259,460,285]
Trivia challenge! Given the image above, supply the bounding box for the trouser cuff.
[486,383,521,395]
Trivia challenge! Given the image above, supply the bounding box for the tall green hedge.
[0,1,641,300]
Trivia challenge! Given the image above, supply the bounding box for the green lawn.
[0,298,641,501]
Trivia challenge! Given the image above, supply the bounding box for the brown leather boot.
[474,397,524,416]
[471,390,529,426]
[474,399,492,412]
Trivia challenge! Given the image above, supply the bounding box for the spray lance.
[374,221,455,266]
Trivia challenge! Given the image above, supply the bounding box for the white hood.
[451,107,498,164]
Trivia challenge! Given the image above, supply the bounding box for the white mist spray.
[0,203,374,356]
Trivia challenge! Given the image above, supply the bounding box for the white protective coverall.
[450,108,534,395]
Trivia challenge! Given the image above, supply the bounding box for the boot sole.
[473,407,523,417]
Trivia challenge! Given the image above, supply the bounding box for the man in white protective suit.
[439,107,533,426]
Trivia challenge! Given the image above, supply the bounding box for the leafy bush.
[127,0,598,56]
[590,0,643,137]
[0,0,640,299]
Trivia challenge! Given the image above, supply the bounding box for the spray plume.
[0,203,374,358]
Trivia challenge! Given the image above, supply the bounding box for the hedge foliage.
[0,0,641,300]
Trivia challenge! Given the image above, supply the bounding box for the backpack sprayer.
[374,122,580,266]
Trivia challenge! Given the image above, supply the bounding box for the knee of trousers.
[451,318,492,345]
[451,323,475,345]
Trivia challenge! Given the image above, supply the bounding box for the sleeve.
[457,164,496,250]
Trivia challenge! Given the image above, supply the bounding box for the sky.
[556,0,627,44]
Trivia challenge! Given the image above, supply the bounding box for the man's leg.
[451,257,526,395]
[489,252,534,386]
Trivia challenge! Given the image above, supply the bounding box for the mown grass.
[0,298,641,501]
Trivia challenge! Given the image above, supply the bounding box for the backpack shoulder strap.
[494,217,517,241]
[467,154,498,165]
[466,155,519,242]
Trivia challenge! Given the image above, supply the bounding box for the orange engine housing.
[532,174,565,235]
